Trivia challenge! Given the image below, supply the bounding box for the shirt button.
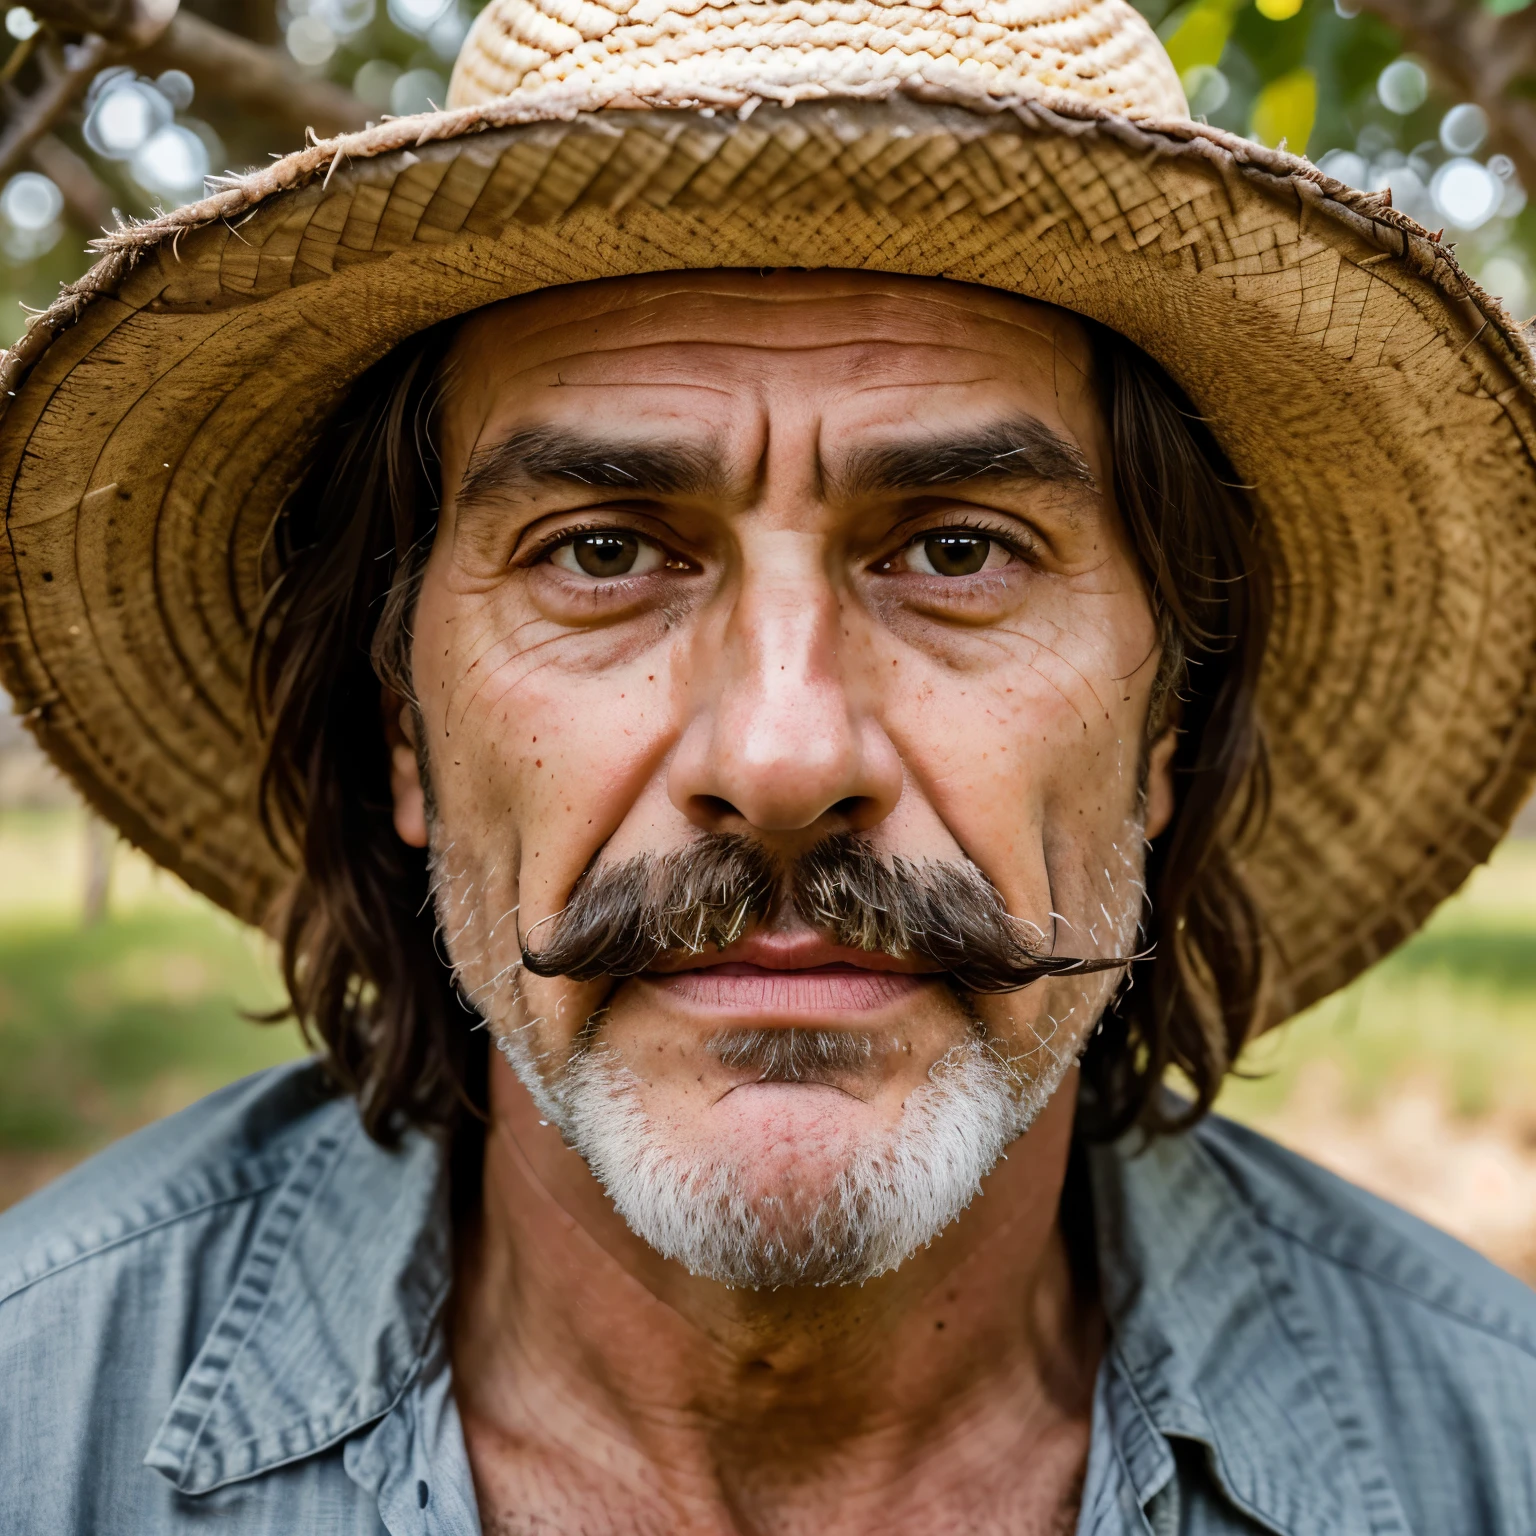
[417,1479,429,1509]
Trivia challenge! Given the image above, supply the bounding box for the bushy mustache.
[520,833,1131,994]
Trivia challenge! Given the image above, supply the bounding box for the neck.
[451,1057,1102,1533]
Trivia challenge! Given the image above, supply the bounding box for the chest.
[461,1414,1091,1536]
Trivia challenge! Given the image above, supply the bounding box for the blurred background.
[1,0,1535,1283]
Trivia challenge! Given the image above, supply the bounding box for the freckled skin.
[388,271,1176,1536]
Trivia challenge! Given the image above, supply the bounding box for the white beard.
[495,1028,1073,1289]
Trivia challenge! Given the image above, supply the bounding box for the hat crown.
[447,0,1189,121]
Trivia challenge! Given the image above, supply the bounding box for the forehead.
[440,271,1098,442]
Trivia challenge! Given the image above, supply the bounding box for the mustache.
[519,833,1133,994]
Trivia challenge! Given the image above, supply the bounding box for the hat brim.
[4,89,1536,1021]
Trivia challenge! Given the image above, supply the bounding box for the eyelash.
[518,513,1037,579]
[520,520,675,568]
[877,515,1037,572]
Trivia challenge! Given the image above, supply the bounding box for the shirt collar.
[144,1091,1400,1530]
[1089,1122,1405,1536]
[145,1100,451,1495]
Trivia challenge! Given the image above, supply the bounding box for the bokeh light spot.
[84,79,173,160]
[390,67,446,115]
[1250,67,1316,153]
[286,14,338,67]
[131,124,211,206]
[388,0,452,36]
[1439,103,1489,157]
[353,58,402,111]
[1182,64,1229,118]
[155,69,194,111]
[1431,157,1501,230]
[1481,255,1531,318]
[1,172,61,232]
[1377,59,1428,115]
[1316,148,1368,188]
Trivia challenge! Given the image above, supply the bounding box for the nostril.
[833,795,887,831]
[691,794,744,824]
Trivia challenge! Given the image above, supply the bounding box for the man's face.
[392,271,1172,1284]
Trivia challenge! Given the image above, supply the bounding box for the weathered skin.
[387,270,1175,1535]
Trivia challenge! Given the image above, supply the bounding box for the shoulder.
[1191,1112,1536,1346]
[0,1062,354,1522]
[0,1057,343,1302]
[0,1062,448,1531]
[1192,1114,1536,1527]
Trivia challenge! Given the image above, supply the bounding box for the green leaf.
[1250,65,1319,151]
[1163,0,1245,75]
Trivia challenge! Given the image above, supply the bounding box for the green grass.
[0,909,301,1151]
[0,811,304,1159]
[1217,841,1536,1128]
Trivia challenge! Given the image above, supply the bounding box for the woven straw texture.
[449,0,1190,120]
[2,0,1536,1024]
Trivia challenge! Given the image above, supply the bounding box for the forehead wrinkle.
[540,335,1039,368]
[541,378,736,397]
[465,297,1077,366]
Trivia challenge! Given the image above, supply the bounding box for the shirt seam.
[177,1270,453,1497]
[1212,1232,1411,1535]
[1245,1206,1536,1365]
[1109,1345,1292,1536]
[152,1127,351,1490]
[0,1149,301,1309]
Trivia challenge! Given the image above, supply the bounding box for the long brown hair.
[253,305,1274,1146]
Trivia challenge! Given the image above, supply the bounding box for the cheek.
[969,966,1124,1079]
[411,585,688,941]
[881,605,1150,899]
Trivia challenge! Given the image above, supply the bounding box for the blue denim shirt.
[2,1059,1533,1534]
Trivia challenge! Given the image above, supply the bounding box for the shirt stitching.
[1244,1206,1536,1366]
[0,1150,300,1308]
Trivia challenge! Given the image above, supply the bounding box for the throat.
[450,1064,1103,1535]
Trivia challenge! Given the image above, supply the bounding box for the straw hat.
[2,0,1536,1021]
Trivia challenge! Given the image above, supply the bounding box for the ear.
[383,688,429,848]
[1142,727,1178,841]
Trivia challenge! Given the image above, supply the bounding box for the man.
[2,0,1535,1530]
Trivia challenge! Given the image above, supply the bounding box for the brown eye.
[574,533,638,576]
[916,533,991,577]
[550,531,664,579]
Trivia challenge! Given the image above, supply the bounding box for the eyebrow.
[835,418,1096,498]
[457,427,722,507]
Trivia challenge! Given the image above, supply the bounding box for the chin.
[708,1078,890,1171]
[518,1035,1068,1289]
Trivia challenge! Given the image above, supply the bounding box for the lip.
[650,963,929,1012]
[647,930,935,975]
[642,930,940,1015]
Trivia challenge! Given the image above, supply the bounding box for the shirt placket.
[344,1351,481,1536]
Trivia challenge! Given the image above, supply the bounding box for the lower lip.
[646,964,929,1012]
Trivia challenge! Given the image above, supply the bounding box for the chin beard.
[493,1026,1072,1289]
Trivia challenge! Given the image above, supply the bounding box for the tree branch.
[29,129,114,230]
[0,32,109,185]
[8,1,365,173]
[137,13,368,141]
[27,0,176,49]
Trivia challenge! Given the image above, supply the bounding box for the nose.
[668,537,903,836]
